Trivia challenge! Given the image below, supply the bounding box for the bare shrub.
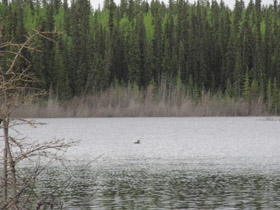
[13,82,272,118]
[0,28,77,209]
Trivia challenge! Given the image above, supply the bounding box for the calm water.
[14,117,280,209]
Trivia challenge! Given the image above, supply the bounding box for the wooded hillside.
[1,0,280,114]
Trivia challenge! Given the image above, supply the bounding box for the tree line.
[1,0,280,113]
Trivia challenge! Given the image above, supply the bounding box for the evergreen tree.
[53,43,71,99]
[152,4,163,84]
[266,78,272,107]
[0,0,279,111]
[15,0,25,43]
[120,0,128,17]
[71,0,91,94]
[137,13,152,87]
[243,69,251,102]
[63,0,71,34]
[127,27,141,85]
[233,49,242,98]
[272,77,279,114]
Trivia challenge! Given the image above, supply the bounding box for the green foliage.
[98,9,110,28]
[54,7,65,31]
[272,77,280,114]
[176,68,182,95]
[243,69,250,102]
[127,28,140,85]
[187,75,194,96]
[119,16,131,35]
[144,11,154,44]
[23,2,36,31]
[53,44,71,99]
[250,79,259,100]
[224,79,232,101]
[0,0,279,114]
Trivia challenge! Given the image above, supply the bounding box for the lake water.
[13,117,280,209]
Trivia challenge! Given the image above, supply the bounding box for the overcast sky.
[90,0,275,10]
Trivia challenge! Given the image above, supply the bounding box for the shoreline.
[12,86,276,118]
[13,100,272,118]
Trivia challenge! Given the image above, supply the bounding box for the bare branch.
[14,139,79,164]
[0,26,70,208]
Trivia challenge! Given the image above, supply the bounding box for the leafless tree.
[0,23,76,209]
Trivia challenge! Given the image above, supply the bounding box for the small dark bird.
[134,140,140,144]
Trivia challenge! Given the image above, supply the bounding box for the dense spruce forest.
[1,0,280,116]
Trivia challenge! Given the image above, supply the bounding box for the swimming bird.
[134,140,140,144]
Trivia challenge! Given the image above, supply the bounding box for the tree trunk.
[3,140,8,202]
[3,118,18,207]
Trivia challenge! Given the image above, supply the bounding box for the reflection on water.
[34,160,280,210]
[12,117,280,209]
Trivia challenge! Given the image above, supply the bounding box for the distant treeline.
[1,0,280,114]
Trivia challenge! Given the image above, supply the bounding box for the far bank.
[13,84,275,118]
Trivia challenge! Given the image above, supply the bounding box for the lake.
[13,117,280,209]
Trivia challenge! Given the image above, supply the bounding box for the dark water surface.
[14,117,280,209]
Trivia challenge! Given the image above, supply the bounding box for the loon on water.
[134,140,140,144]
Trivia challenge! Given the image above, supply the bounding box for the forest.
[1,0,280,116]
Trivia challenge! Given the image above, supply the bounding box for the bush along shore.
[13,83,274,118]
